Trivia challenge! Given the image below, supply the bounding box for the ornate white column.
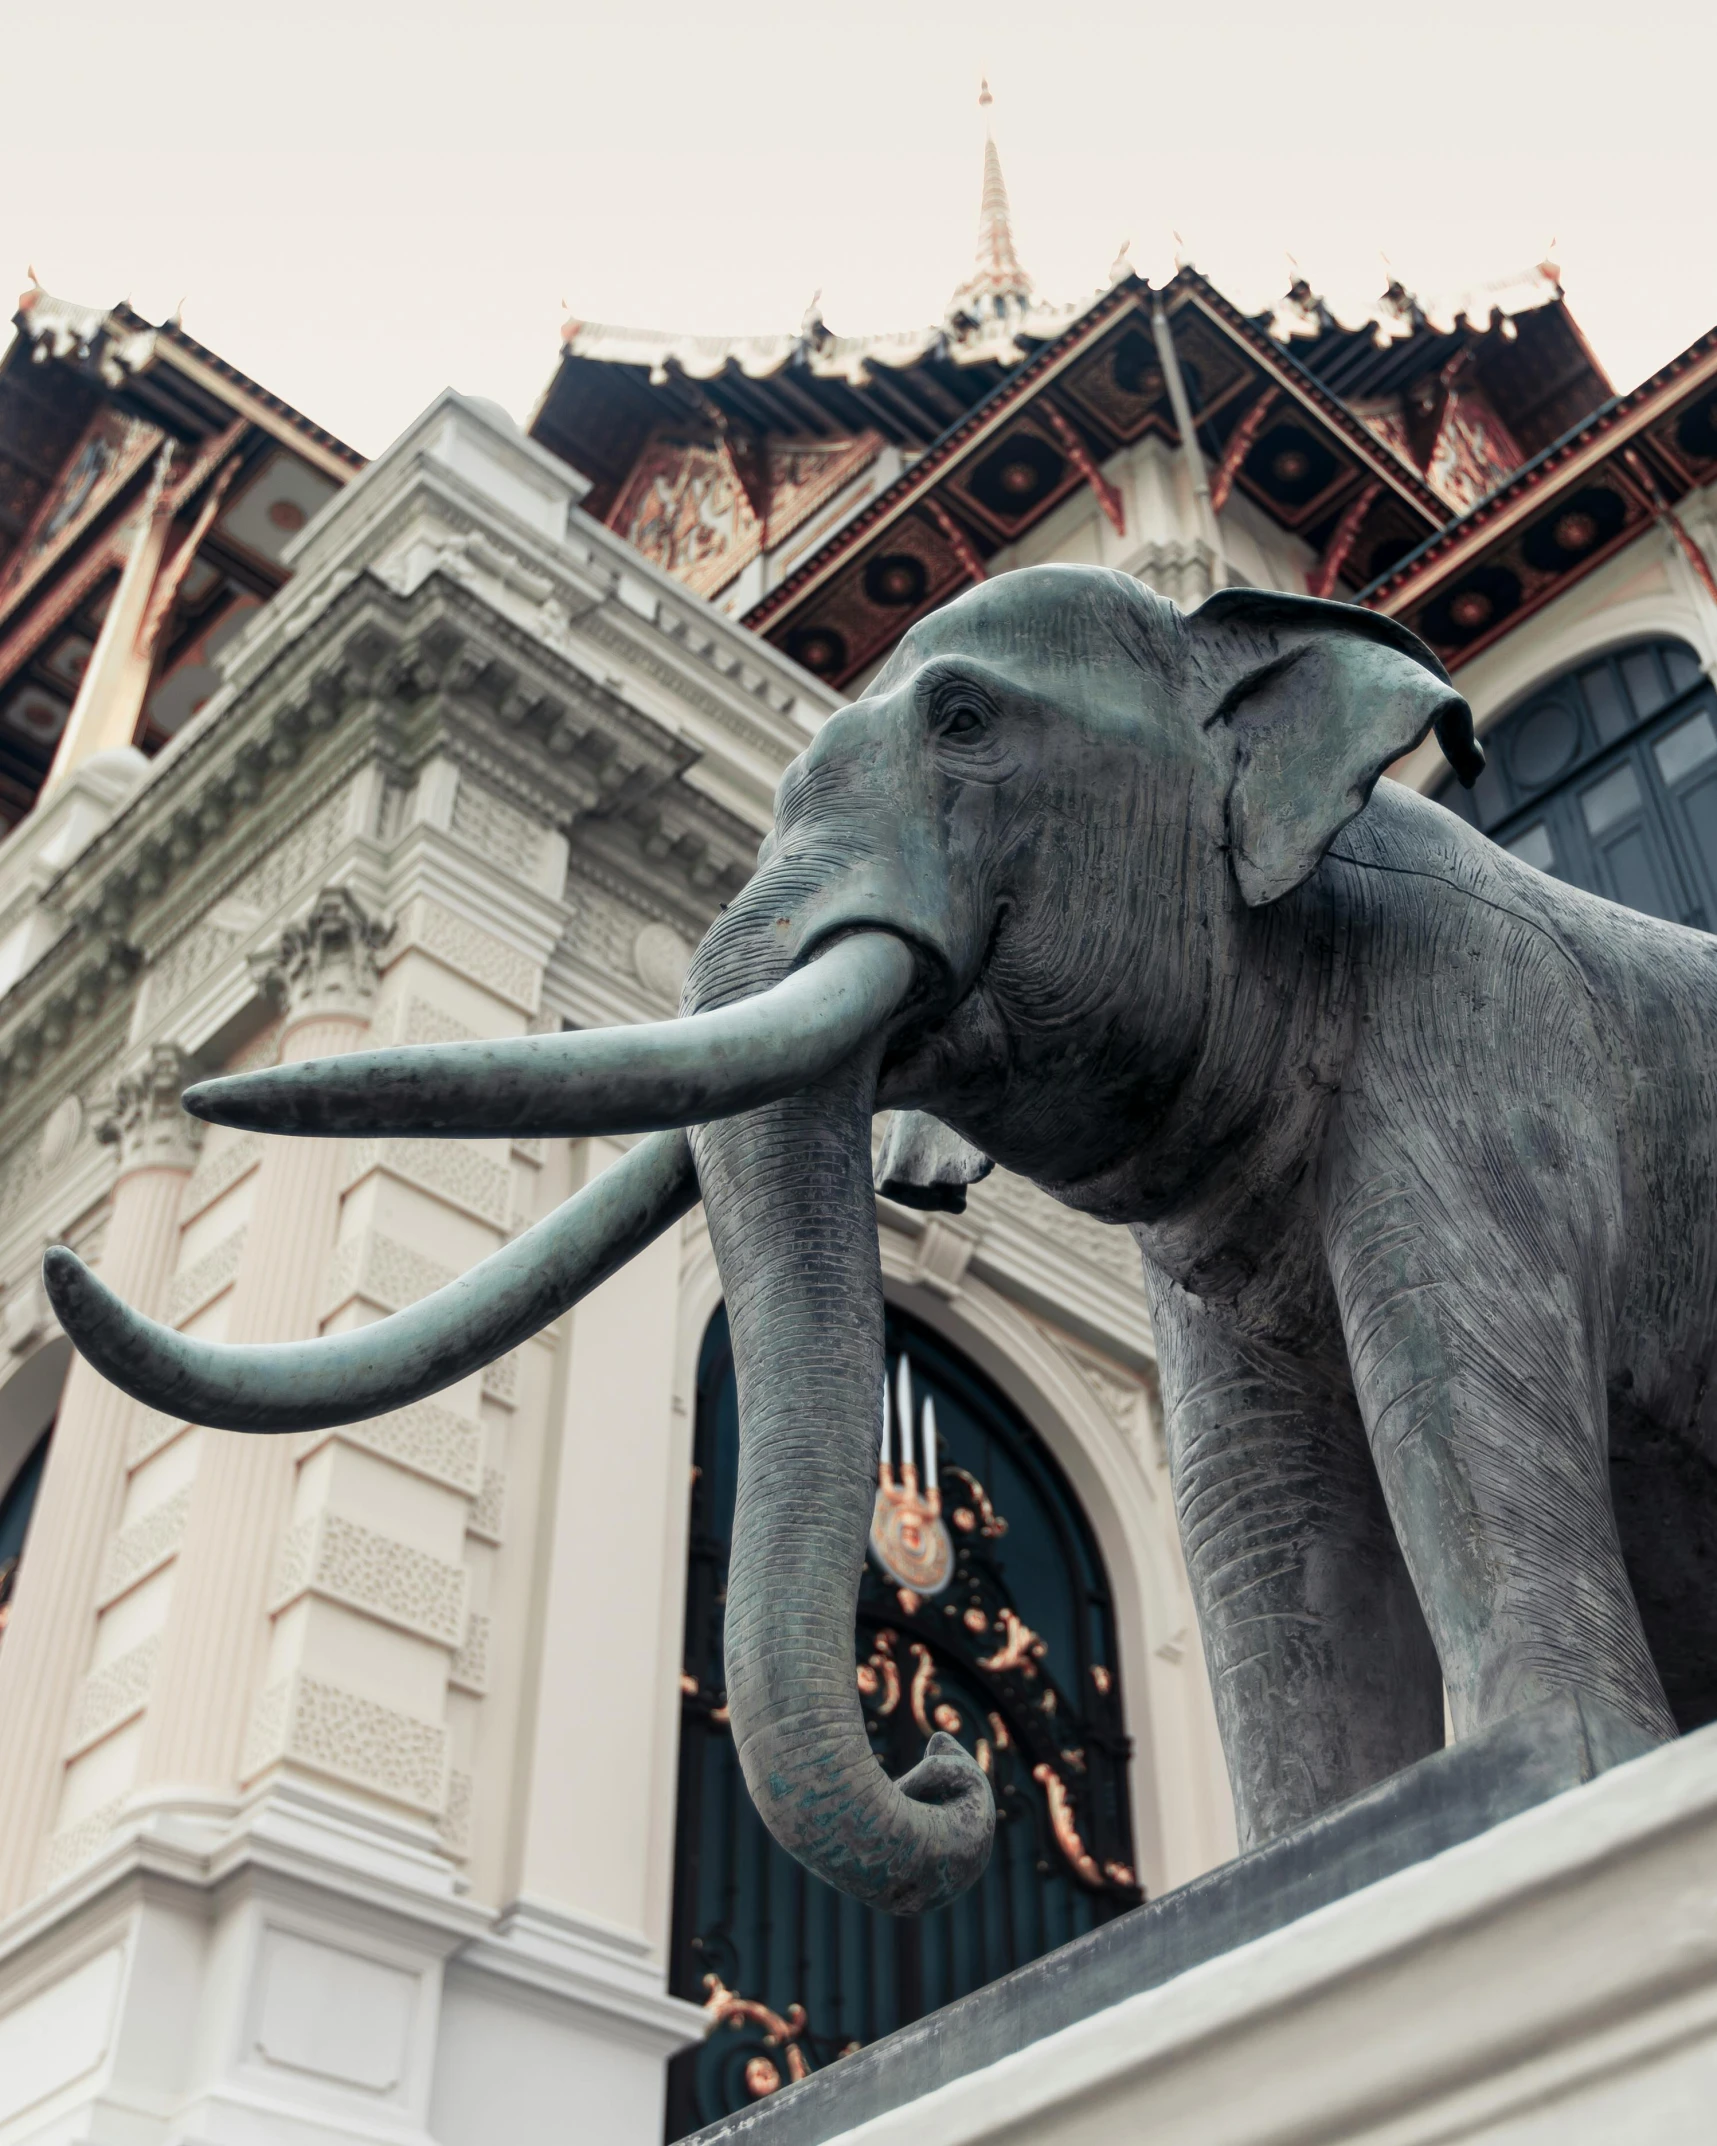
[135,888,388,1793]
[0,1045,201,1913]
[502,1137,703,1948]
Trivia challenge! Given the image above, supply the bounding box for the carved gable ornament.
[610,430,882,600]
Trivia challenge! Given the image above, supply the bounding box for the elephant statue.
[47,564,1714,1917]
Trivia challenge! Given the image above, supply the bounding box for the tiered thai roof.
[528,108,1699,691]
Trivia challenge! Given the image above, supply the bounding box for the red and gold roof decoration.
[607,429,883,602]
[533,157,1617,691]
[1363,331,1717,668]
[740,270,1465,688]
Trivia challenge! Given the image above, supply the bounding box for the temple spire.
[947,79,1034,332]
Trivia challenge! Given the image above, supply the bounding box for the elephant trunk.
[692,1038,994,1915]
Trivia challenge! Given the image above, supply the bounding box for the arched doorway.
[1435,636,1716,924]
[0,1337,69,1647]
[667,1303,1139,2135]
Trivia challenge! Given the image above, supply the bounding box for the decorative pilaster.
[134,889,387,1795]
[97,1042,208,1175]
[0,1047,200,1913]
[250,884,391,1036]
[511,1139,690,1939]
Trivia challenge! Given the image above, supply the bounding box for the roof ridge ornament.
[945,79,1035,345]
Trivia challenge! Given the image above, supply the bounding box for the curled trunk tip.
[697,1031,996,1916]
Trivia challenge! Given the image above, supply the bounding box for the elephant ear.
[1191,589,1481,908]
[876,1111,994,1214]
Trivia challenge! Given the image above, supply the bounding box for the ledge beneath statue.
[681,1698,1717,2145]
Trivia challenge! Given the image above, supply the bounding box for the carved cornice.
[96,1042,204,1176]
[251,886,390,1026]
[0,492,790,1132]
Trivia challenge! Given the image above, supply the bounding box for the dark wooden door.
[665,1306,1140,2137]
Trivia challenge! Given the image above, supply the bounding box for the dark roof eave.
[740,281,1143,630]
[743,270,1450,637]
[106,304,365,469]
[1176,272,1446,521]
[1357,323,1717,608]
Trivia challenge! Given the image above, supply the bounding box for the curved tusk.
[42,1129,697,1433]
[181,931,917,1140]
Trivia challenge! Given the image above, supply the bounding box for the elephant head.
[44,565,1475,1915]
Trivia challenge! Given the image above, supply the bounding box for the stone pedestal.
[682,1705,1717,2146]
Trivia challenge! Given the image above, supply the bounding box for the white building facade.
[0,201,1713,2142]
[0,390,1241,2145]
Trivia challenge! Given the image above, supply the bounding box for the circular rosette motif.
[868,1489,954,1595]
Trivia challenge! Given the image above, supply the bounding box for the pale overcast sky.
[2,1,1711,458]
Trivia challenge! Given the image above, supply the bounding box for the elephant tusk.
[181,931,919,1140]
[41,1129,698,1433]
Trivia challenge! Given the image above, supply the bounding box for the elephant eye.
[935,686,991,740]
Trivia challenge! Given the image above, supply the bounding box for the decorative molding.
[383,993,481,1049]
[449,1611,491,1695]
[564,879,648,982]
[3,1242,56,1358]
[905,1214,981,1301]
[439,1767,473,1860]
[126,1407,190,1469]
[65,1635,159,1755]
[128,779,354,1037]
[304,1398,483,1498]
[241,1672,449,1814]
[343,1136,511,1232]
[231,779,355,921]
[95,1043,204,1176]
[450,777,550,884]
[35,1094,84,1172]
[180,1129,263,1220]
[480,1350,519,1408]
[0,938,140,1132]
[630,920,693,1006]
[393,894,540,1013]
[468,1466,506,1544]
[95,1484,193,1606]
[137,915,250,1032]
[168,1226,247,1326]
[251,885,389,1027]
[42,1796,127,1882]
[1053,1330,1155,1458]
[269,1511,466,1647]
[321,1230,458,1321]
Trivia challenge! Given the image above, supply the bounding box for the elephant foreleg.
[1145,1273,1444,1849]
[1324,1146,1676,1751]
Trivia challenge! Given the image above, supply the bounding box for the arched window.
[1435,637,1717,925]
[0,1429,50,1643]
[0,1338,70,1648]
[668,1303,1139,2134]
